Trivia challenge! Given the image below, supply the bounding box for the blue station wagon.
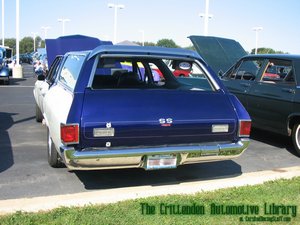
[34,37,251,171]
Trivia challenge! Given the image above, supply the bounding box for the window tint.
[92,57,215,91]
[59,54,85,90]
[227,59,264,81]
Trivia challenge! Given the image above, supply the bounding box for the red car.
[169,60,192,77]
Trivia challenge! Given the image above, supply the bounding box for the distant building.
[116,40,140,46]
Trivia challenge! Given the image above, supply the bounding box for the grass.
[0,177,299,225]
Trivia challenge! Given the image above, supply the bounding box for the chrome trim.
[99,54,195,61]
[62,139,250,170]
[195,59,220,91]
[87,54,99,88]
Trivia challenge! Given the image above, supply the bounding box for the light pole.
[31,32,38,52]
[13,0,23,78]
[199,0,213,36]
[1,0,4,46]
[16,0,19,65]
[58,18,70,35]
[108,3,125,44]
[253,26,263,54]
[139,30,145,46]
[41,26,50,40]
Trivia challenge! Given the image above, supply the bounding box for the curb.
[0,166,300,215]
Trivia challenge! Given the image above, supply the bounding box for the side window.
[46,56,62,85]
[262,59,294,83]
[58,54,85,90]
[190,62,206,78]
[228,59,264,81]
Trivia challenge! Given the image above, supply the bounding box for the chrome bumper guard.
[62,138,250,170]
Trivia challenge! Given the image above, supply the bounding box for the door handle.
[282,88,295,94]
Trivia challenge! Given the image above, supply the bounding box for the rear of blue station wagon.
[51,46,251,170]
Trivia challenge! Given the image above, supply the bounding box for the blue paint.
[45,35,112,68]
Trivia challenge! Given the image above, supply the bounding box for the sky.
[1,0,300,54]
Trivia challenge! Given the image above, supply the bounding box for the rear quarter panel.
[228,93,251,121]
[43,84,74,151]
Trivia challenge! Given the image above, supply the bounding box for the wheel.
[4,78,9,85]
[291,124,300,156]
[47,128,64,167]
[35,103,43,122]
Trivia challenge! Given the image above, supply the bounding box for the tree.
[184,45,196,51]
[143,41,156,46]
[251,47,288,54]
[156,39,179,48]
[20,36,34,53]
[35,36,45,48]
[0,36,45,56]
[0,38,16,50]
[0,38,16,56]
[133,41,156,46]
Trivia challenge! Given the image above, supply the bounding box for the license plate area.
[145,155,177,170]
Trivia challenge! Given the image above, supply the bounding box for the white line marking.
[0,86,34,88]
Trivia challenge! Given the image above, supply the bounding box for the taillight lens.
[61,124,79,144]
[239,120,251,137]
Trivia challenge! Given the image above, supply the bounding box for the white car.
[33,56,62,122]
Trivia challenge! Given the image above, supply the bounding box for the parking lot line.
[0,86,34,88]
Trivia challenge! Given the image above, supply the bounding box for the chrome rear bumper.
[61,138,250,170]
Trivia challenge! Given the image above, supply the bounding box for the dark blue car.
[34,37,251,171]
[0,47,12,85]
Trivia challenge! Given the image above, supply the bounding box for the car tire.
[291,124,300,156]
[47,128,64,168]
[35,103,43,122]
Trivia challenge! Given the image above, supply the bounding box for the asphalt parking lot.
[0,64,299,201]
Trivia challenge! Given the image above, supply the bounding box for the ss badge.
[159,118,173,127]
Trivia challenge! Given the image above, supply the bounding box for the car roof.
[241,54,300,60]
[88,45,204,61]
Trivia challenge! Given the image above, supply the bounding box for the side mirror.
[37,74,45,81]
[218,70,224,77]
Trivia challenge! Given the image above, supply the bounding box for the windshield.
[0,49,4,59]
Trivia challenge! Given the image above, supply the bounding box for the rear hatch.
[80,89,239,149]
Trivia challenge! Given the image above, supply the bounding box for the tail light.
[61,123,79,144]
[239,120,251,137]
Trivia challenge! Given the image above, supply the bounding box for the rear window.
[91,57,215,91]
